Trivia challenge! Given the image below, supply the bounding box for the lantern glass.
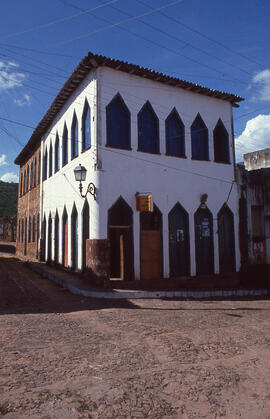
[74,164,87,182]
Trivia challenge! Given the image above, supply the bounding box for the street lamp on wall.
[74,164,96,200]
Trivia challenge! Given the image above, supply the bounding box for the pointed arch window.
[166,108,185,157]
[43,148,48,181]
[28,216,32,243]
[191,114,209,161]
[34,156,37,187]
[82,100,91,151]
[38,151,41,184]
[106,94,131,150]
[32,215,35,242]
[214,119,230,164]
[23,169,26,194]
[20,171,23,196]
[71,112,78,159]
[138,101,159,154]
[55,133,60,173]
[30,162,33,189]
[26,165,29,191]
[62,123,68,166]
[49,141,53,177]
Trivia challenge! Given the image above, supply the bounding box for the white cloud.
[0,60,26,91]
[235,114,270,161]
[0,154,7,167]
[0,172,19,183]
[14,93,31,107]
[251,69,270,102]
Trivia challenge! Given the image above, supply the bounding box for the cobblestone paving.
[0,257,270,418]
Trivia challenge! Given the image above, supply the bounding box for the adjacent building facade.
[237,148,270,272]
[15,52,243,280]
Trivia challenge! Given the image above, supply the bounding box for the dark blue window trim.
[62,124,68,166]
[106,93,131,150]
[82,99,91,152]
[191,113,209,161]
[71,112,78,159]
[214,119,230,164]
[166,108,185,158]
[138,101,159,154]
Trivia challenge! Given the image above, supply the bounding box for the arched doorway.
[48,212,52,262]
[54,211,59,264]
[24,217,28,256]
[82,199,90,270]
[169,203,190,277]
[108,197,134,280]
[194,206,214,275]
[41,215,46,261]
[140,204,162,280]
[71,204,78,270]
[218,205,236,273]
[62,207,68,267]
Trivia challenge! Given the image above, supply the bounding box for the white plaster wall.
[41,72,99,270]
[97,67,240,279]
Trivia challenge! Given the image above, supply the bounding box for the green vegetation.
[0,180,18,217]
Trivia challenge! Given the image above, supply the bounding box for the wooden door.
[194,207,214,275]
[109,227,133,280]
[169,204,190,277]
[218,206,235,273]
[141,230,161,280]
[64,223,68,268]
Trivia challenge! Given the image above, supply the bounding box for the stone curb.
[29,262,270,300]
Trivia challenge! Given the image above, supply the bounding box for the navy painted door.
[169,204,190,277]
[218,206,236,273]
[194,207,214,275]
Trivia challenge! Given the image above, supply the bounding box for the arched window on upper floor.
[54,133,60,173]
[71,112,78,159]
[23,169,26,194]
[213,119,230,164]
[49,141,53,177]
[191,113,209,161]
[82,99,91,152]
[20,172,23,196]
[33,156,37,187]
[166,108,185,158]
[62,123,68,166]
[106,94,131,150]
[30,161,33,189]
[43,148,48,181]
[138,101,159,154]
[38,151,41,184]
[26,165,29,191]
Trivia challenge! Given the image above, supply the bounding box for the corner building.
[15,52,244,281]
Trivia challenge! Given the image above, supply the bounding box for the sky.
[0,0,270,183]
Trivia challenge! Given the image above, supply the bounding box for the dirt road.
[0,257,270,418]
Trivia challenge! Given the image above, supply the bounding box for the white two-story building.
[15,52,243,281]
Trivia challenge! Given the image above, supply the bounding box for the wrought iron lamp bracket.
[79,181,96,200]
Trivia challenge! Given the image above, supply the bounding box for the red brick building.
[16,146,41,259]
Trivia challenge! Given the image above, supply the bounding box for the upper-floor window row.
[19,151,41,197]
[43,98,92,181]
[106,94,231,164]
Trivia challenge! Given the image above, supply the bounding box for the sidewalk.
[27,261,269,300]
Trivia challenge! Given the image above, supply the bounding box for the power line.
[138,0,265,69]
[52,0,184,47]
[0,0,120,41]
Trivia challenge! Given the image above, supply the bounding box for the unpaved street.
[0,257,270,418]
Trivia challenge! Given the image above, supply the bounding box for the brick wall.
[16,146,41,260]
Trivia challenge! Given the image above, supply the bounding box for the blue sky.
[0,0,270,182]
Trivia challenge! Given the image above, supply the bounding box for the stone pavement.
[28,261,269,300]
